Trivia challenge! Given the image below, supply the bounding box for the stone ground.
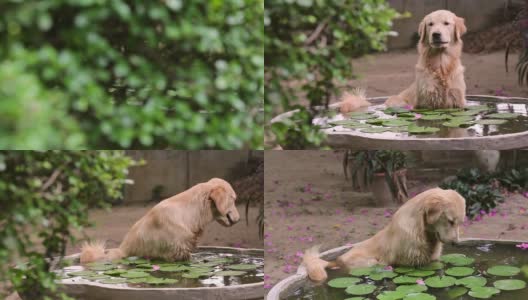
[263,151,528,293]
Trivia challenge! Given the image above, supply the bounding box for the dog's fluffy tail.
[339,87,370,113]
[302,246,338,282]
[80,241,125,264]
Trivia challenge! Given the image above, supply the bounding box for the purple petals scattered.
[516,243,528,250]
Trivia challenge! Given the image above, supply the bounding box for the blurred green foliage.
[264,0,399,148]
[0,0,264,149]
[0,151,137,299]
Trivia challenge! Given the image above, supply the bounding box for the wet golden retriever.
[303,188,466,282]
[80,178,240,263]
[385,10,467,109]
[340,10,467,113]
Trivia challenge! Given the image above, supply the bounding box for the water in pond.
[313,98,528,138]
[284,243,528,300]
[56,251,263,288]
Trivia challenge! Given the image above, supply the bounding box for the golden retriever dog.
[80,178,240,263]
[303,188,466,282]
[385,10,467,109]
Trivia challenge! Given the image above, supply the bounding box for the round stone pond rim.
[48,246,264,300]
[270,95,528,150]
[266,238,528,300]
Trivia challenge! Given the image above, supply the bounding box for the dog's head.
[208,178,240,227]
[423,188,466,244]
[418,10,466,49]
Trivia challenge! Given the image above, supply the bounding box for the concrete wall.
[123,150,261,204]
[387,0,523,49]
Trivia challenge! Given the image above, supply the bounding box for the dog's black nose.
[432,32,441,40]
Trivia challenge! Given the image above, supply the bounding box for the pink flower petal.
[152,265,160,271]
[416,279,425,285]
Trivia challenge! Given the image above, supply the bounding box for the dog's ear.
[424,198,444,224]
[454,17,467,41]
[418,19,427,44]
[210,186,229,215]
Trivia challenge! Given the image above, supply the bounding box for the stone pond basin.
[267,238,528,300]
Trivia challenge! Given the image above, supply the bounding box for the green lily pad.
[522,265,528,278]
[382,119,412,127]
[145,277,178,285]
[227,264,258,271]
[451,110,481,116]
[442,121,467,128]
[447,116,475,122]
[327,277,362,288]
[424,276,456,288]
[120,271,150,278]
[485,112,520,119]
[349,111,374,117]
[104,269,127,276]
[370,271,398,281]
[83,274,111,280]
[136,264,153,269]
[159,265,187,272]
[99,278,128,284]
[214,270,247,276]
[419,262,444,271]
[360,127,391,133]
[487,265,521,276]
[394,267,416,274]
[465,105,489,111]
[343,123,370,129]
[345,284,377,295]
[440,254,474,266]
[456,276,487,288]
[344,298,366,300]
[67,270,96,277]
[407,125,440,134]
[403,293,436,300]
[436,108,464,112]
[420,114,449,121]
[349,114,378,120]
[329,120,360,126]
[493,279,526,291]
[366,119,385,125]
[349,267,375,277]
[182,272,210,279]
[475,119,508,125]
[393,276,422,284]
[447,286,468,299]
[397,112,417,118]
[445,267,474,277]
[468,286,500,299]
[377,290,407,300]
[420,111,442,115]
[406,270,435,277]
[396,284,428,294]
[384,107,410,114]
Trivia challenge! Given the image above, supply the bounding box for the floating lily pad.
[376,290,407,300]
[420,111,442,115]
[419,262,444,271]
[436,108,464,112]
[214,270,247,276]
[349,267,375,277]
[397,112,417,118]
[182,272,211,279]
[99,278,128,284]
[466,105,490,111]
[487,265,521,276]
[136,264,153,269]
[447,116,475,122]
[406,270,435,277]
[349,114,378,120]
[360,127,391,133]
[159,266,187,272]
[522,265,528,278]
[349,111,374,117]
[83,274,111,281]
[456,276,487,288]
[227,264,258,271]
[120,271,150,278]
[440,254,474,266]
[451,110,481,116]
[343,123,370,129]
[366,119,385,125]
[394,276,422,284]
[382,119,412,127]
[424,276,456,288]
[420,114,449,121]
[344,298,366,300]
[394,267,416,274]
[403,293,436,300]
[396,284,428,294]
[370,271,398,281]
[145,277,178,285]
[445,267,474,277]
[329,120,360,126]
[104,269,127,276]
[486,112,520,119]
[67,270,96,277]
[345,284,377,295]
[384,107,410,114]
[493,279,526,291]
[442,121,467,128]
[468,286,500,299]
[328,277,362,288]
[475,119,508,125]
[447,286,468,299]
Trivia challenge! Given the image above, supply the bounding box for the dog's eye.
[444,22,449,25]
[428,22,434,26]
[449,220,455,225]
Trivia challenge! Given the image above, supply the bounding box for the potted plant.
[343,150,409,205]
